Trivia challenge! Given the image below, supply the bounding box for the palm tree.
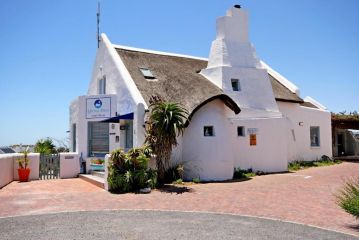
[145,96,188,183]
[34,138,56,154]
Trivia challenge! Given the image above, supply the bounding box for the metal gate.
[39,154,60,180]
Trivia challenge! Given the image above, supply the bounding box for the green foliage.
[34,138,56,154]
[192,178,201,184]
[107,145,157,193]
[336,178,359,218]
[164,163,185,183]
[91,159,104,165]
[233,168,256,179]
[332,111,359,121]
[288,156,342,171]
[145,96,189,184]
[17,147,30,169]
[174,179,183,184]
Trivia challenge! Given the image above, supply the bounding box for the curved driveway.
[0,210,357,240]
[0,162,358,236]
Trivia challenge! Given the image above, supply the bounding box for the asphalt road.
[0,210,357,240]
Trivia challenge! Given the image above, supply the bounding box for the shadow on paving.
[157,184,193,194]
[0,210,357,240]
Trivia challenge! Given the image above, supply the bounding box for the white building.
[70,5,332,180]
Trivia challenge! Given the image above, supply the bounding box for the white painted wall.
[0,154,14,188]
[278,102,332,162]
[87,33,147,116]
[230,117,288,172]
[182,99,235,181]
[59,153,80,179]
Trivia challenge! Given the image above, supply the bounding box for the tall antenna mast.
[96,2,100,48]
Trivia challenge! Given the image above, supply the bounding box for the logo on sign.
[94,99,102,108]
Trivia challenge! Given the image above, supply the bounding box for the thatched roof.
[331,112,359,129]
[300,101,318,109]
[116,47,303,117]
[268,74,303,103]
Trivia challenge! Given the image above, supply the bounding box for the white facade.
[70,6,332,180]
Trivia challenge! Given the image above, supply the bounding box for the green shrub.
[192,178,200,184]
[288,156,341,171]
[107,145,157,193]
[233,168,256,179]
[164,163,184,183]
[174,179,183,184]
[336,178,359,218]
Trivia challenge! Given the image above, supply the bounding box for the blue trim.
[101,112,134,122]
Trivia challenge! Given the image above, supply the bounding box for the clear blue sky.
[1,0,358,146]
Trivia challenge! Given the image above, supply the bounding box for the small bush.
[107,145,157,193]
[164,163,184,183]
[192,178,201,184]
[288,156,341,171]
[233,168,256,179]
[336,178,359,219]
[173,179,183,184]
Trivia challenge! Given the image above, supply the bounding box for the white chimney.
[201,6,281,117]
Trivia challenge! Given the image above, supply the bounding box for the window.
[204,126,214,137]
[231,79,240,91]
[139,68,156,80]
[98,76,106,94]
[237,126,245,136]
[310,126,320,147]
[88,121,109,157]
[72,124,76,152]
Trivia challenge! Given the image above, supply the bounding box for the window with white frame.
[204,126,214,137]
[231,79,241,91]
[98,76,106,94]
[310,126,320,147]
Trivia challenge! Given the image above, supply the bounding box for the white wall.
[87,34,146,116]
[182,99,235,181]
[0,154,14,188]
[278,102,332,162]
[230,117,288,172]
[59,153,80,179]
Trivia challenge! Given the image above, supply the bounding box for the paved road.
[0,210,357,240]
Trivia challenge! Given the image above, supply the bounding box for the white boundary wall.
[0,153,80,188]
[60,153,80,179]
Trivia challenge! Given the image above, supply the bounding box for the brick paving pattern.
[0,162,358,236]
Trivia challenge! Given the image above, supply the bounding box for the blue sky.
[1,0,358,146]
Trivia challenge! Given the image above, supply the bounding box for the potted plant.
[90,159,105,171]
[17,147,30,182]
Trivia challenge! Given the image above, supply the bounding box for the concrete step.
[92,171,105,178]
[79,174,105,189]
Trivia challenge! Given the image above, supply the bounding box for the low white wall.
[13,153,40,181]
[59,153,80,179]
[104,154,110,191]
[0,154,15,188]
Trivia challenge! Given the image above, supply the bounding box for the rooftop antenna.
[96,2,101,48]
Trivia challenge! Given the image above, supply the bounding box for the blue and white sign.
[86,97,111,119]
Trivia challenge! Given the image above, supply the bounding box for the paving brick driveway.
[0,162,358,236]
